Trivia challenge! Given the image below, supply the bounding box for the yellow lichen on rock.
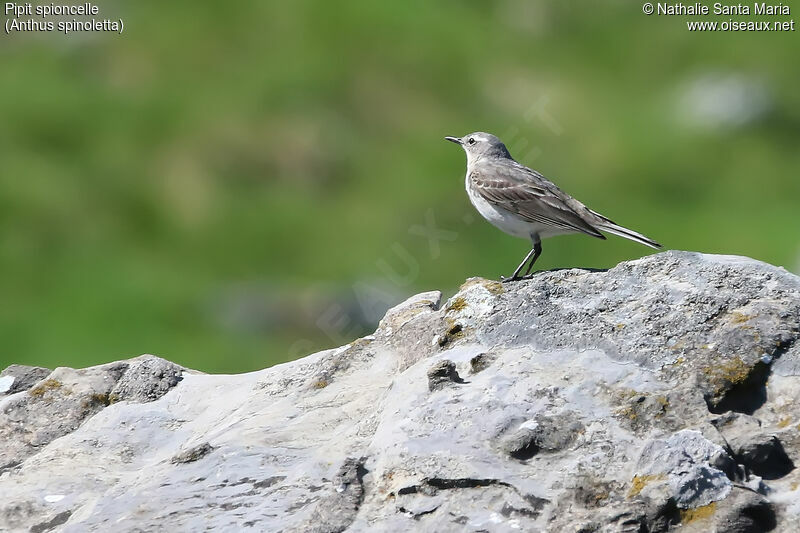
[458,277,505,296]
[716,357,751,383]
[679,502,717,523]
[481,280,505,296]
[445,296,468,312]
[28,378,63,398]
[627,474,665,498]
[729,311,753,324]
[703,357,753,397]
[81,393,112,409]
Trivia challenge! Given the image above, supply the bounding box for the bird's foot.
[500,271,540,283]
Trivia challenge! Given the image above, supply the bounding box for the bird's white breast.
[464,174,577,240]
[465,174,534,239]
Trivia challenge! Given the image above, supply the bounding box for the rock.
[296,457,367,533]
[634,430,734,509]
[497,415,583,461]
[108,355,184,403]
[711,487,777,533]
[29,510,72,533]
[426,360,465,391]
[712,413,795,480]
[0,365,52,396]
[0,355,182,477]
[0,251,799,532]
[676,487,777,533]
[171,442,215,464]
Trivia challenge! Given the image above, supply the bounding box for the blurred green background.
[2,1,799,373]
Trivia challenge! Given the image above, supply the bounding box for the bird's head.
[445,132,511,163]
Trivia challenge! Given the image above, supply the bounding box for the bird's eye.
[467,138,476,145]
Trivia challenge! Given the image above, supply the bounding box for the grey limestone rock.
[0,355,182,477]
[426,360,465,391]
[0,365,52,396]
[713,412,795,480]
[108,355,184,403]
[0,251,798,532]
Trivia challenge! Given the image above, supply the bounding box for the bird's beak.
[444,136,462,145]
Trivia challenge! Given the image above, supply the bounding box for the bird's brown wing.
[470,162,605,239]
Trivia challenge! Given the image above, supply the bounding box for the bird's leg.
[521,239,542,278]
[501,247,537,282]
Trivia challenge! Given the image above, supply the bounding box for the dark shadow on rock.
[469,353,496,374]
[427,360,466,391]
[738,496,778,532]
[706,361,770,415]
[714,487,777,533]
[543,267,609,274]
[171,442,215,465]
[501,429,540,461]
[646,498,680,533]
[501,267,609,282]
[712,412,795,480]
[30,511,72,533]
[738,437,795,480]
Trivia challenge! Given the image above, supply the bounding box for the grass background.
[2,1,799,373]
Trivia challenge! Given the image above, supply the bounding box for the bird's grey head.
[445,132,512,163]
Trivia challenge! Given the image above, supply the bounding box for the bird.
[445,132,661,281]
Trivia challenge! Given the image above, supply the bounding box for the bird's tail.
[595,221,661,249]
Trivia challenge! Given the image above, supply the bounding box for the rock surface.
[1,251,798,532]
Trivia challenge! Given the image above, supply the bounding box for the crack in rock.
[395,477,549,520]
[295,457,368,533]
